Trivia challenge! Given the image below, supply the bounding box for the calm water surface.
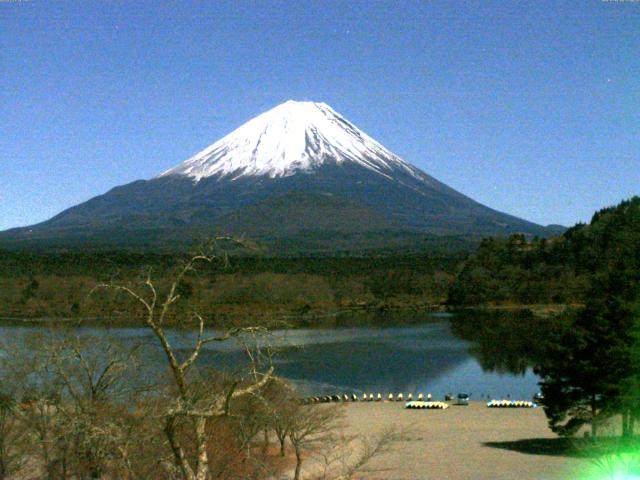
[0,314,542,400]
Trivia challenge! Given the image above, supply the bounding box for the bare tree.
[287,408,404,480]
[288,404,342,480]
[261,380,299,457]
[0,393,23,479]
[320,427,402,480]
[0,334,60,479]
[0,330,137,479]
[93,246,276,480]
[2,330,143,479]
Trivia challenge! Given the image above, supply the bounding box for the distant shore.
[0,302,441,328]
[0,303,576,328]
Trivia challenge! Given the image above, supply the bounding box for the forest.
[2,197,640,322]
[0,250,461,324]
[448,196,640,307]
[454,197,640,439]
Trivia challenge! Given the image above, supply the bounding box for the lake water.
[259,320,542,399]
[0,312,542,401]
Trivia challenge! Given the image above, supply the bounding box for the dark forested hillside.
[4,196,638,320]
[0,249,463,321]
[448,196,640,306]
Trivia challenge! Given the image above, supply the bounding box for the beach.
[331,401,595,480]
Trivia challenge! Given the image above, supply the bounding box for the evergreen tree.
[535,197,640,438]
[535,308,611,437]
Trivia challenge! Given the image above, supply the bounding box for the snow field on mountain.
[160,100,422,182]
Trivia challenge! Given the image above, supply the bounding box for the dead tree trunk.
[293,445,302,480]
[94,249,275,480]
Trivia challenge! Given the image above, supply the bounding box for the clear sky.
[1,0,638,231]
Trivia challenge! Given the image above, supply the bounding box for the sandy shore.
[332,401,595,480]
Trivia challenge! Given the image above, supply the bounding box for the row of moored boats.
[405,401,449,409]
[300,393,436,404]
[301,393,539,409]
[486,400,538,408]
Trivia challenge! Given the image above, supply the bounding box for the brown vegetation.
[0,247,460,324]
[0,250,400,479]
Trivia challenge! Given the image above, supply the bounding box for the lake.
[262,321,542,399]
[0,311,544,401]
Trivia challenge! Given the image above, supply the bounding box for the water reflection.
[450,310,552,376]
[191,314,545,398]
[0,311,549,400]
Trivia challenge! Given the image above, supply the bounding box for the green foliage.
[449,196,640,307]
[534,307,626,437]
[529,197,640,438]
[447,197,640,438]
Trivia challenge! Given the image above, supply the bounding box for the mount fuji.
[1,101,558,252]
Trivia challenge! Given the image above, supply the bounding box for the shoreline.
[0,303,574,328]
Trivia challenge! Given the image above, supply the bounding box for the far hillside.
[448,196,640,307]
[3,197,637,323]
[0,250,462,323]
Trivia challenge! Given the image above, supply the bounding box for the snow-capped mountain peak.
[3,100,553,248]
[160,100,419,181]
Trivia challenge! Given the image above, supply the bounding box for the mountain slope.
[159,100,424,182]
[1,100,557,252]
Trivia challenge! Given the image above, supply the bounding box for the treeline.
[448,196,640,306]
[447,235,588,305]
[0,250,462,321]
[4,196,640,320]
[0,249,463,277]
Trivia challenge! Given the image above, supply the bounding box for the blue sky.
[1,0,638,230]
